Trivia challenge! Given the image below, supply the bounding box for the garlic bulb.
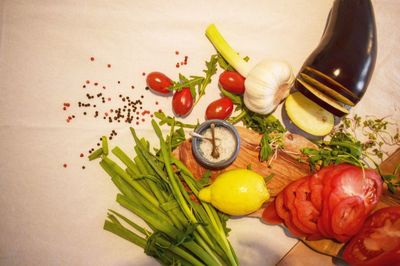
[243,59,295,114]
[206,24,295,115]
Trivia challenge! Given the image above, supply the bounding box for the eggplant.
[295,0,377,117]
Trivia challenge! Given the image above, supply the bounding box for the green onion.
[92,120,239,265]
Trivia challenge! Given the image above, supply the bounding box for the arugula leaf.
[302,131,365,171]
[166,127,186,151]
[154,111,198,129]
[220,87,243,106]
[260,133,272,161]
[169,54,218,107]
[194,54,218,105]
[198,170,212,187]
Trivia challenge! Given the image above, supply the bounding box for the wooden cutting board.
[175,127,317,196]
[175,127,400,257]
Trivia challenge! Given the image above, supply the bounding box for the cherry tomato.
[146,71,173,94]
[343,206,400,266]
[172,87,193,117]
[205,97,233,120]
[219,70,245,94]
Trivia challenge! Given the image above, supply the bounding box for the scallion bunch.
[90,120,238,266]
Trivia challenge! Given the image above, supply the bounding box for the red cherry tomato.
[172,87,193,116]
[343,206,400,266]
[219,70,245,94]
[205,97,233,120]
[146,72,173,94]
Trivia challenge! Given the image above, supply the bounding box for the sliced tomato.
[331,196,366,238]
[261,200,283,225]
[293,177,320,235]
[328,167,382,217]
[309,166,330,212]
[318,164,354,239]
[274,191,307,237]
[283,178,315,235]
[343,206,400,266]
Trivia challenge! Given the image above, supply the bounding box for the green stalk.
[205,24,251,77]
[105,214,204,266]
[101,136,109,155]
[102,157,159,207]
[173,158,238,266]
[104,220,147,248]
[229,110,247,125]
[88,148,103,161]
[130,128,169,183]
[150,121,223,265]
[133,147,185,230]
[117,194,220,266]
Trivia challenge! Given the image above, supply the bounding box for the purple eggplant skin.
[299,0,377,104]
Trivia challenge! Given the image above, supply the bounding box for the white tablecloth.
[0,0,399,265]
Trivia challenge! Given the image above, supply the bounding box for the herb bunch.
[302,115,400,194]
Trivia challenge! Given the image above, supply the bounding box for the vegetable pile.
[262,164,383,243]
[91,120,238,266]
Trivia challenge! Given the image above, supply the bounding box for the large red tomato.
[343,206,400,266]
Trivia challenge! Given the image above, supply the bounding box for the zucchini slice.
[285,91,334,136]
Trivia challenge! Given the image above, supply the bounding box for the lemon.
[199,169,270,216]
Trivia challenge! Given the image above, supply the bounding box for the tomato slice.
[331,196,366,239]
[309,165,335,212]
[318,164,354,239]
[283,178,315,235]
[328,167,382,217]
[293,177,320,235]
[274,191,307,237]
[261,200,283,225]
[343,206,400,266]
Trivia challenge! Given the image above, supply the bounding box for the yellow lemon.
[199,169,270,216]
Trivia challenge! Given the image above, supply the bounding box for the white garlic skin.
[243,59,295,114]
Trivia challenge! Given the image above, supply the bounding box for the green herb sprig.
[169,54,218,107]
[302,115,400,194]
